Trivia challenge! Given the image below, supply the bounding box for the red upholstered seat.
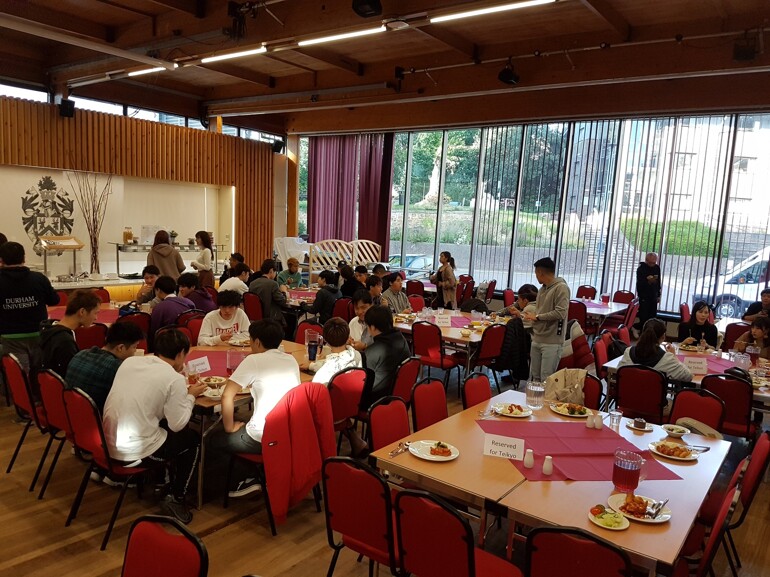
[36,370,74,499]
[122,515,208,577]
[462,372,492,410]
[701,374,758,441]
[575,285,597,300]
[368,396,410,452]
[390,357,421,405]
[332,297,353,322]
[328,367,367,452]
[295,319,323,344]
[75,322,108,350]
[243,292,263,320]
[615,365,668,424]
[668,388,725,432]
[412,321,462,390]
[722,321,750,352]
[502,289,515,308]
[411,378,448,431]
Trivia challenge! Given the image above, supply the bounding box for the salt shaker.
[542,456,553,476]
[585,414,594,428]
[523,449,534,469]
[593,413,604,429]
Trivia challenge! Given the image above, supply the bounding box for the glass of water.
[526,380,545,410]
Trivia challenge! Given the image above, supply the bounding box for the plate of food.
[491,402,532,418]
[549,402,593,418]
[661,424,690,438]
[202,388,223,399]
[587,504,629,531]
[648,441,698,461]
[625,418,653,432]
[229,337,250,347]
[201,376,227,387]
[678,344,700,352]
[408,440,460,462]
[607,493,671,524]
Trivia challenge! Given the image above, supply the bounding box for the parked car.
[691,246,770,318]
[381,254,433,279]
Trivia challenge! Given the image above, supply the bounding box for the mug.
[613,449,646,493]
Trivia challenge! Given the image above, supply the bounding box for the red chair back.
[93,288,111,303]
[616,324,631,347]
[455,282,466,306]
[205,287,218,305]
[615,365,668,424]
[406,280,424,298]
[679,302,691,323]
[592,338,609,381]
[122,515,209,577]
[115,312,151,340]
[475,324,506,365]
[462,281,475,304]
[668,388,725,432]
[328,368,367,423]
[176,309,205,327]
[576,285,597,300]
[612,290,634,304]
[2,354,44,428]
[462,372,491,409]
[62,388,112,471]
[691,488,739,577]
[568,300,588,330]
[722,321,750,352]
[582,373,603,411]
[622,300,639,329]
[701,374,756,439]
[186,318,204,346]
[332,297,353,322]
[483,279,496,303]
[75,322,108,350]
[732,431,770,525]
[37,370,71,437]
[368,397,410,451]
[412,321,444,362]
[600,330,614,348]
[526,526,633,577]
[242,292,263,321]
[502,288,515,308]
[56,290,69,306]
[390,357,421,404]
[411,378,447,431]
[458,274,473,284]
[408,295,425,312]
[295,319,323,344]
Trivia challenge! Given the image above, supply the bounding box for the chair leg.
[100,476,133,550]
[722,536,739,577]
[368,558,375,577]
[29,434,55,492]
[336,430,344,454]
[491,370,502,394]
[6,421,32,473]
[260,470,277,536]
[726,528,741,569]
[66,463,93,526]
[223,455,236,509]
[38,437,66,499]
[326,547,342,577]
[313,483,322,512]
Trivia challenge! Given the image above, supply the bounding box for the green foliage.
[620,218,728,257]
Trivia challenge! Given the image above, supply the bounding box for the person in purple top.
[150,276,195,342]
[177,272,216,313]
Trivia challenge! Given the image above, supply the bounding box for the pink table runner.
[186,350,232,377]
[289,289,317,300]
[476,420,682,482]
[675,354,734,373]
[48,306,120,325]
[451,316,470,328]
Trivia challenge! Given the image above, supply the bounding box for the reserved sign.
[434,314,452,327]
[483,434,525,460]
[683,357,709,375]
[188,357,211,374]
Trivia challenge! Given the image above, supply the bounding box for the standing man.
[523,257,570,382]
[0,241,60,373]
[636,252,661,331]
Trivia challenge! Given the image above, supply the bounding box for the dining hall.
[1,1,770,576]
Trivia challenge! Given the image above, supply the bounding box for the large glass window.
[0,83,48,102]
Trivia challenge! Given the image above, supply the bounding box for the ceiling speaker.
[59,99,75,118]
[352,0,382,18]
[272,140,285,153]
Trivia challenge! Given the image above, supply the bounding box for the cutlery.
[650,499,669,519]
[388,442,411,458]
[684,445,711,453]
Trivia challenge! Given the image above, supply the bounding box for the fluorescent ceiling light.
[127,66,167,77]
[298,25,386,47]
[430,0,556,23]
[201,46,267,64]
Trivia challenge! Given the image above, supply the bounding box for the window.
[69,97,123,115]
[0,83,48,102]
[298,136,309,237]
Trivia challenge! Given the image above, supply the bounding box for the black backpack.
[606,338,628,361]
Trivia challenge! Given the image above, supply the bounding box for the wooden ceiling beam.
[578,0,631,41]
[0,0,115,43]
[145,0,205,18]
[292,47,363,76]
[199,63,276,88]
[414,25,479,62]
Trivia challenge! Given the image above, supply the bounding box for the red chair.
[390,356,422,405]
[63,388,154,550]
[458,274,473,284]
[616,324,631,347]
[462,281,475,305]
[368,396,410,452]
[295,319,323,344]
[412,321,462,391]
[525,526,633,577]
[332,297,353,322]
[395,490,522,577]
[205,286,219,305]
[328,367,367,453]
[411,378,448,431]
[408,294,425,312]
[680,302,691,324]
[701,374,758,442]
[668,388,725,432]
[722,321,750,352]
[602,300,639,338]
[322,457,397,577]
[483,279,497,304]
[186,317,204,346]
[582,373,604,411]
[122,515,209,577]
[502,288,515,308]
[35,370,73,499]
[2,354,48,489]
[93,288,111,303]
[176,309,206,327]
[455,282,467,307]
[243,292,263,321]
[115,312,151,342]
[568,299,594,337]
[56,290,69,305]
[406,280,425,298]
[612,290,635,304]
[575,285,597,300]
[453,324,506,394]
[75,322,108,350]
[615,365,668,424]
[462,372,492,410]
[592,337,609,382]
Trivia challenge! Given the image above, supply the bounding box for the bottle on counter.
[122,227,133,244]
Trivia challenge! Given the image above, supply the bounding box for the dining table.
[47,302,121,325]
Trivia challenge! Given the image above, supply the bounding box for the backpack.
[606,338,628,361]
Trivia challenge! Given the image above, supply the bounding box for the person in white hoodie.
[300,317,361,384]
[197,290,251,346]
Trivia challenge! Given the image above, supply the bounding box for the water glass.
[613,449,645,493]
[437,306,445,315]
[609,410,623,428]
[526,380,545,410]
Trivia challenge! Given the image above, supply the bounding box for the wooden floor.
[0,388,768,577]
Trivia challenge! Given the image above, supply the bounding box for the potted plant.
[169,230,179,244]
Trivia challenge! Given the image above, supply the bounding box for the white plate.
[202,388,222,399]
[491,402,532,418]
[587,510,630,531]
[607,493,671,524]
[201,376,227,387]
[648,441,699,461]
[549,403,593,418]
[408,440,460,462]
[229,339,250,347]
[625,420,653,432]
[661,424,690,438]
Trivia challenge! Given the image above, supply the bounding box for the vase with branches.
[66,171,113,274]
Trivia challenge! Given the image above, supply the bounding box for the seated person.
[742,288,770,322]
[210,319,301,497]
[276,257,304,288]
[618,318,693,382]
[498,283,538,332]
[335,259,347,286]
[65,322,144,412]
[677,300,718,349]
[734,316,770,358]
[303,270,341,325]
[300,317,362,384]
[248,259,289,325]
[197,290,251,346]
[366,274,384,307]
[40,289,101,378]
[339,264,365,298]
[103,329,207,523]
[382,273,410,315]
[218,262,250,295]
[219,252,245,287]
[177,272,216,313]
[371,263,388,279]
[348,290,373,352]
[363,305,411,404]
[149,276,196,338]
[136,265,160,306]
[354,265,369,286]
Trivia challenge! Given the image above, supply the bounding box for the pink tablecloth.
[48,306,120,325]
[675,355,735,373]
[186,349,234,377]
[476,420,682,482]
[288,289,317,300]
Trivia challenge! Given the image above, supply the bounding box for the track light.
[127,66,169,77]
[498,58,519,85]
[298,25,386,46]
[430,0,556,24]
[201,46,266,63]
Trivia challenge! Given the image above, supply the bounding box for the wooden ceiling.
[1,0,769,134]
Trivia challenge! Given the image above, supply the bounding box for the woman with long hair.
[734,316,770,358]
[430,251,457,309]
[147,229,186,280]
[618,318,692,382]
[191,230,214,288]
[677,300,717,349]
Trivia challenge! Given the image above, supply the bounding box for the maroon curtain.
[307,135,358,241]
[357,133,394,260]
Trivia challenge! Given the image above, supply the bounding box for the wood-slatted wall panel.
[0,96,273,262]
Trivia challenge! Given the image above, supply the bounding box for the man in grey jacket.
[523,257,570,381]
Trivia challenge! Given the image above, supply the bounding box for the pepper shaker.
[542,456,553,475]
[593,413,604,429]
[523,449,534,469]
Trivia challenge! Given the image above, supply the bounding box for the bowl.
[460,329,472,337]
[662,424,690,438]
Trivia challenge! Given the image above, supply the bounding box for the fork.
[388,442,411,458]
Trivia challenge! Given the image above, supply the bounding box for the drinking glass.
[526,380,545,410]
[305,330,321,361]
[437,306,445,315]
[609,410,623,428]
[613,449,646,493]
[226,349,247,376]
[600,293,610,305]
